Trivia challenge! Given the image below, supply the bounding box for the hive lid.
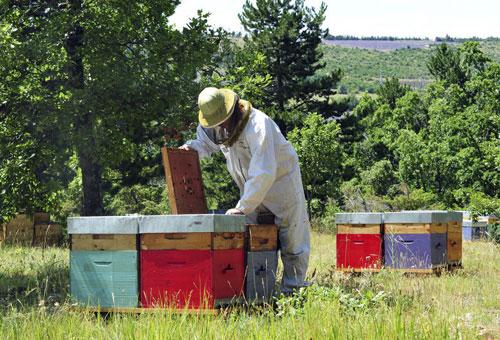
[138,214,246,233]
[335,213,383,225]
[68,216,139,234]
[447,211,463,223]
[383,211,449,224]
[462,220,488,227]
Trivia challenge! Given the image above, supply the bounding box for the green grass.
[0,233,499,339]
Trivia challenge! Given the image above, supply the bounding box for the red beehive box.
[139,215,246,309]
[335,213,383,271]
[140,249,245,308]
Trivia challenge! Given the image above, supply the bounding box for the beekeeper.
[180,87,310,293]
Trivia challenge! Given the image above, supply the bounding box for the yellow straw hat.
[198,87,238,128]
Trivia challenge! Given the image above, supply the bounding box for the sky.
[169,0,500,39]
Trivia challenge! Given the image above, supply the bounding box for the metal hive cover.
[138,214,246,233]
[383,211,449,224]
[335,213,383,225]
[68,216,139,234]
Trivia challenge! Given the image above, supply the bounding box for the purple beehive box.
[384,233,447,269]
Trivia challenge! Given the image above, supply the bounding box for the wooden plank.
[337,224,381,234]
[247,225,278,251]
[75,306,218,315]
[384,223,447,234]
[140,233,211,250]
[161,147,207,214]
[212,232,245,249]
[447,222,462,232]
[336,267,381,273]
[71,234,137,251]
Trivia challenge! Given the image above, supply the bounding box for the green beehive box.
[70,250,138,308]
[68,216,139,308]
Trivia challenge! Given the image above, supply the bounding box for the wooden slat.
[212,232,245,250]
[336,224,381,234]
[140,233,211,250]
[247,224,278,251]
[161,147,207,214]
[75,307,218,315]
[72,234,137,251]
[384,223,447,234]
[336,267,381,273]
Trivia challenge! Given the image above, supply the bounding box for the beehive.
[33,223,63,247]
[335,213,383,271]
[384,212,447,270]
[1,214,34,246]
[68,216,139,308]
[139,214,246,309]
[245,224,278,301]
[462,220,488,241]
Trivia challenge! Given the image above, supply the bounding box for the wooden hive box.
[462,220,488,241]
[335,213,383,271]
[68,216,139,308]
[384,211,448,270]
[33,223,63,247]
[138,214,246,309]
[1,214,34,246]
[447,211,463,266]
[245,224,278,301]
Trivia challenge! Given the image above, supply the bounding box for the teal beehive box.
[68,216,139,308]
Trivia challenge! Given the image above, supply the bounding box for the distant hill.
[320,40,500,93]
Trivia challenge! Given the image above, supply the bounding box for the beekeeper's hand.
[225,208,244,215]
[178,144,191,151]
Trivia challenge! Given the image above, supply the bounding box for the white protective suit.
[186,108,311,292]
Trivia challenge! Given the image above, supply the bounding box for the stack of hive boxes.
[139,214,246,309]
[33,212,63,247]
[69,214,279,310]
[336,213,383,272]
[245,224,279,301]
[447,212,463,267]
[69,216,139,308]
[383,211,448,271]
[462,220,488,241]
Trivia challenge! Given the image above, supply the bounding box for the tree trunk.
[66,0,104,216]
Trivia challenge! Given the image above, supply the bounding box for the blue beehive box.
[68,216,139,308]
[384,211,448,270]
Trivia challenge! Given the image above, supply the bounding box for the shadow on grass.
[0,248,69,312]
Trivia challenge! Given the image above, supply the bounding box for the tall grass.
[0,233,498,339]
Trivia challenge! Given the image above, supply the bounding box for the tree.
[376,77,409,110]
[0,1,223,216]
[239,0,341,127]
[288,113,343,215]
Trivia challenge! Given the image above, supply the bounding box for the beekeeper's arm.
[182,125,220,159]
[234,118,278,215]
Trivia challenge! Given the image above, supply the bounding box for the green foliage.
[201,154,240,211]
[239,0,341,124]
[0,1,224,217]
[288,113,343,213]
[376,77,409,109]
[319,41,500,93]
[106,182,169,216]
